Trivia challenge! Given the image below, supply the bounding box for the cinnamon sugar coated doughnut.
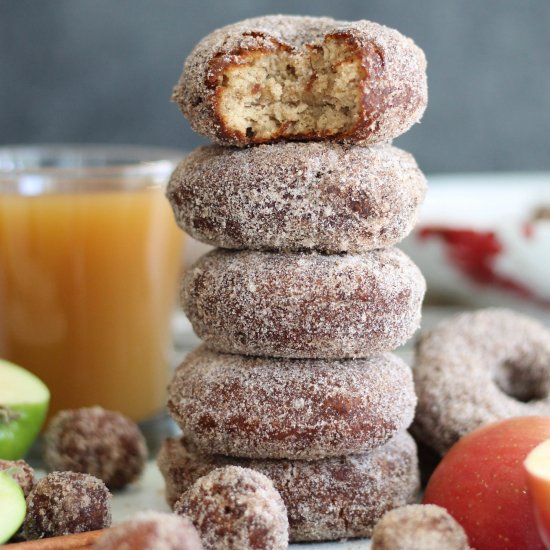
[158,432,420,542]
[168,346,416,459]
[174,466,288,550]
[173,15,427,146]
[43,406,147,490]
[93,511,203,550]
[23,471,111,540]
[182,248,425,358]
[0,459,35,497]
[371,504,471,550]
[167,142,426,253]
[413,308,550,455]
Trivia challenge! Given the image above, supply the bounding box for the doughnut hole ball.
[43,406,147,490]
[371,504,471,550]
[93,511,203,550]
[175,466,288,550]
[24,471,111,540]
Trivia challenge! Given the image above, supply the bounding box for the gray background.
[1,0,549,174]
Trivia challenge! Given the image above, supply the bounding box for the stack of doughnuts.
[161,15,428,542]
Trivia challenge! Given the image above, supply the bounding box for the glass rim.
[0,144,185,195]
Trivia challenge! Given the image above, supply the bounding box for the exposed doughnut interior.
[216,37,366,140]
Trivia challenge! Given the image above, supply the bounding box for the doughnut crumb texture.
[168,346,416,459]
[43,406,148,490]
[174,15,427,146]
[167,142,427,253]
[93,511,203,550]
[159,432,420,542]
[23,471,111,540]
[413,308,550,455]
[174,466,288,550]
[371,504,472,550]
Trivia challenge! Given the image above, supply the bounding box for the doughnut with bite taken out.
[174,15,427,146]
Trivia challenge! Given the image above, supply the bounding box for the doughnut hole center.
[216,37,366,140]
[493,359,550,403]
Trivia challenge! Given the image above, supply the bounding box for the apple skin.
[423,416,550,550]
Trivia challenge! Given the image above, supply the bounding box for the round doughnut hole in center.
[493,359,549,403]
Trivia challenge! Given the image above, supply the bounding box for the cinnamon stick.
[4,529,106,549]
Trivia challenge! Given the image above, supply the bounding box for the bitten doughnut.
[168,346,416,459]
[413,308,550,455]
[371,504,471,550]
[181,248,425,359]
[158,432,420,542]
[175,466,288,550]
[173,15,427,146]
[167,142,427,253]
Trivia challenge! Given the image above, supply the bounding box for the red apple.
[525,439,550,549]
[423,416,550,550]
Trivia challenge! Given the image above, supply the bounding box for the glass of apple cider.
[0,145,184,423]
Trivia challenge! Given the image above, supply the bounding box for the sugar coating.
[175,466,288,550]
[167,346,416,459]
[181,248,425,359]
[167,142,427,253]
[173,15,427,146]
[24,471,111,540]
[412,308,550,455]
[0,459,35,497]
[158,432,420,542]
[371,504,471,550]
[43,406,148,490]
[93,511,203,550]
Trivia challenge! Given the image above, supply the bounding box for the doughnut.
[23,472,111,539]
[157,431,420,542]
[43,406,148,490]
[167,142,427,253]
[174,466,288,550]
[173,15,427,146]
[181,248,425,359]
[93,511,203,550]
[371,504,471,550]
[412,308,550,455]
[167,346,416,459]
[0,459,35,497]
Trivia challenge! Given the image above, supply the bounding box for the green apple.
[0,358,50,460]
[0,470,26,543]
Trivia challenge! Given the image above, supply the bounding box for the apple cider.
[0,146,184,421]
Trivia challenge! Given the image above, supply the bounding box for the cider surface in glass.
[0,187,183,421]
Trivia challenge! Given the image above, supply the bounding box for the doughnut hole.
[23,472,111,539]
[215,36,366,141]
[175,466,288,550]
[493,358,550,403]
[43,406,147,490]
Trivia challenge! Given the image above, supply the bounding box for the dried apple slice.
[0,470,26,543]
[525,439,550,550]
[0,359,50,460]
